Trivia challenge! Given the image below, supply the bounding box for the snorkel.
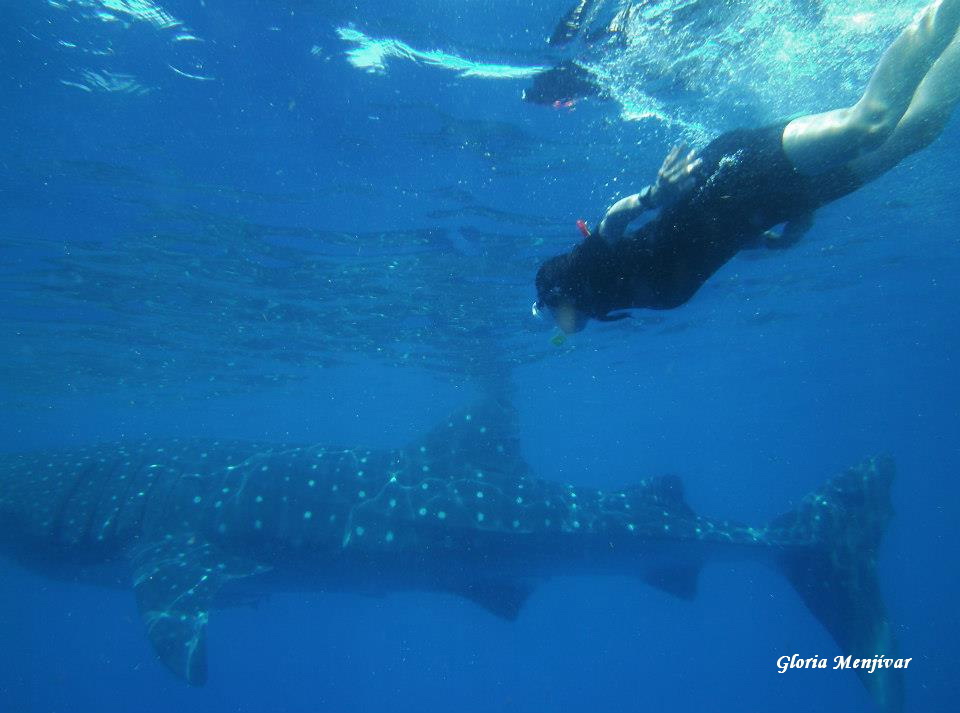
[575,218,591,239]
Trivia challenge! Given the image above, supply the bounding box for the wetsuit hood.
[535,238,620,330]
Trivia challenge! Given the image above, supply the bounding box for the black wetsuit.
[535,121,864,320]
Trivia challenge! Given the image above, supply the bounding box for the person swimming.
[534,0,960,334]
[521,60,601,106]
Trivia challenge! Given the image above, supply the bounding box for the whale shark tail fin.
[769,457,902,713]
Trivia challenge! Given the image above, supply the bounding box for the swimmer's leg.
[783,0,960,175]
[849,25,960,181]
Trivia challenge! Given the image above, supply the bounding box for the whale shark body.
[0,400,901,710]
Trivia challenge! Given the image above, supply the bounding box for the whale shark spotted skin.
[0,400,902,711]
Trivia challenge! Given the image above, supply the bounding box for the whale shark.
[0,399,901,711]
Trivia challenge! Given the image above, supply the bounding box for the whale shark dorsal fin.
[644,474,687,504]
[129,534,268,685]
[629,475,696,518]
[415,398,529,481]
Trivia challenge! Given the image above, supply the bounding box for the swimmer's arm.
[597,144,702,241]
[597,191,650,240]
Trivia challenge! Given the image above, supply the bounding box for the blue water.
[1,1,957,712]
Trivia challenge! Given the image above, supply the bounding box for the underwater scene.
[1,1,957,712]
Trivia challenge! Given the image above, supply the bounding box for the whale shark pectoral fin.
[128,534,268,685]
[641,562,701,600]
[452,579,536,621]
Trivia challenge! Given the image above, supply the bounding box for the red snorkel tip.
[576,219,591,238]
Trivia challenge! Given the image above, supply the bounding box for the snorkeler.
[522,60,602,106]
[534,0,960,334]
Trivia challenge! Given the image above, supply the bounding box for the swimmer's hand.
[651,144,702,209]
[597,144,701,241]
